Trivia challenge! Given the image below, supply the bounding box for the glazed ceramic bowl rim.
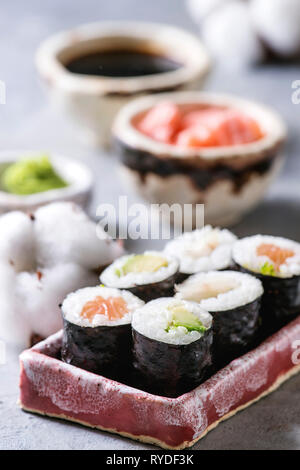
[0,151,93,207]
[113,91,287,160]
[35,21,210,95]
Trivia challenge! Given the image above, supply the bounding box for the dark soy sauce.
[65,50,182,78]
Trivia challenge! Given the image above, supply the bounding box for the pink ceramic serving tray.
[19,317,300,449]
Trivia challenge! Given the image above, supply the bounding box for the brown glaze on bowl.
[113,92,287,226]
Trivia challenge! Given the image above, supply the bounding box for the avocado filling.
[115,254,168,277]
[166,305,207,333]
[2,154,68,195]
[260,262,276,277]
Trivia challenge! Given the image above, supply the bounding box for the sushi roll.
[132,298,213,397]
[233,235,300,330]
[61,286,144,380]
[164,226,237,282]
[100,251,179,302]
[175,271,263,367]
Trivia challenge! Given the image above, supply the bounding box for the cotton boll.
[0,211,35,272]
[250,0,300,58]
[0,263,31,347]
[186,0,233,24]
[202,1,265,68]
[0,202,124,347]
[15,263,99,339]
[34,202,124,270]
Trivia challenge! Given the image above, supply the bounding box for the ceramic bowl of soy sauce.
[36,22,210,147]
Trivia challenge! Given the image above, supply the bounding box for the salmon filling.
[134,102,264,148]
[81,296,128,322]
[257,243,295,272]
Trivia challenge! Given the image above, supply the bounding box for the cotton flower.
[0,202,124,347]
[202,1,264,68]
[250,0,300,58]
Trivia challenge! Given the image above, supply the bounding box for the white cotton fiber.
[202,1,264,68]
[0,264,31,347]
[15,263,99,339]
[186,0,232,23]
[0,211,35,272]
[250,0,300,58]
[34,202,124,270]
[0,202,123,346]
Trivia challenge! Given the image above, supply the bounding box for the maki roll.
[61,286,144,380]
[164,225,237,282]
[132,298,213,397]
[175,271,263,367]
[233,235,300,330]
[100,251,179,302]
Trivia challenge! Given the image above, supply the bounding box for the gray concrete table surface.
[1,0,300,450]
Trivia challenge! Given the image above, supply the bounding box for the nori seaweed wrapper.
[126,271,179,302]
[61,317,132,381]
[132,327,214,398]
[235,263,300,333]
[175,272,190,285]
[211,298,262,369]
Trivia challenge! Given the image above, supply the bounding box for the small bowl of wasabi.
[0,151,93,213]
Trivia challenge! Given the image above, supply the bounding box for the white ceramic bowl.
[36,22,210,147]
[0,151,93,213]
[113,91,287,227]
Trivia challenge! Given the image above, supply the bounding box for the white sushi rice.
[100,251,179,289]
[175,270,263,312]
[62,286,144,328]
[233,235,300,279]
[132,298,212,345]
[164,226,237,274]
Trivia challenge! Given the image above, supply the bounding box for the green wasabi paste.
[2,155,68,195]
